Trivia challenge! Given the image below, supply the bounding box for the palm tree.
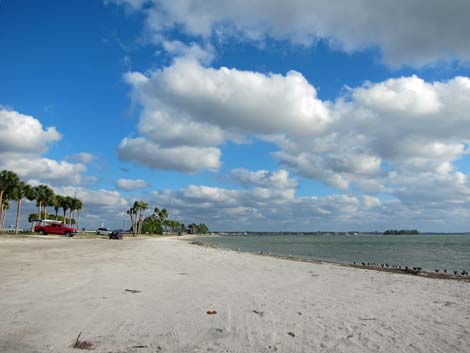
[60,196,72,226]
[188,223,198,234]
[1,199,10,230]
[158,208,168,222]
[0,170,20,230]
[127,207,134,233]
[25,186,37,229]
[53,195,64,219]
[73,199,83,230]
[34,185,54,220]
[132,201,142,235]
[69,198,77,226]
[65,196,74,226]
[137,201,148,234]
[44,188,55,220]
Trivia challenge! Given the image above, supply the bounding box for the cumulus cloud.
[125,59,330,136]
[0,157,87,185]
[0,108,90,186]
[161,40,215,64]
[56,186,128,210]
[116,178,149,191]
[70,152,96,164]
[118,137,221,173]
[121,59,470,207]
[109,0,470,67]
[229,168,297,190]
[119,58,329,172]
[150,182,458,231]
[0,109,61,153]
[142,176,470,231]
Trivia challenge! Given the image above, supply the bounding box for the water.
[194,233,470,272]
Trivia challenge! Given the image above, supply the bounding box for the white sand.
[0,237,469,353]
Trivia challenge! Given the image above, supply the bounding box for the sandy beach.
[0,237,469,353]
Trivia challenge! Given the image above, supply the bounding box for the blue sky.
[1,0,470,231]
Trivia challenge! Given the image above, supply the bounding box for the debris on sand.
[132,345,149,348]
[288,332,296,337]
[73,332,93,350]
[124,289,141,294]
[252,310,264,317]
[207,310,217,315]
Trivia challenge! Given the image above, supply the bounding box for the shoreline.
[188,239,470,282]
[2,233,468,281]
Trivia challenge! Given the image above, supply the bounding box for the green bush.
[141,216,163,235]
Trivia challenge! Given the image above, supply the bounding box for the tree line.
[383,229,419,235]
[0,170,83,234]
[126,201,209,236]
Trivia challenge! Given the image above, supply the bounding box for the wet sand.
[0,237,469,352]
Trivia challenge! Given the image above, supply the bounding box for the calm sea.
[194,233,470,272]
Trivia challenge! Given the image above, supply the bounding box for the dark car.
[109,230,123,240]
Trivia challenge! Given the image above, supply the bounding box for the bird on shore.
[443,269,447,273]
[454,271,459,275]
[462,270,468,276]
[435,269,439,273]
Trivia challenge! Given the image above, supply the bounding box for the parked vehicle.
[109,230,123,240]
[34,220,76,237]
[96,227,110,235]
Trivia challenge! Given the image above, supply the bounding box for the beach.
[0,237,469,353]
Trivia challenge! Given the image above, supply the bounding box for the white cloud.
[146,178,470,232]
[0,156,87,185]
[118,137,221,173]
[229,168,297,190]
[119,58,329,173]
[70,152,96,164]
[121,59,470,207]
[103,0,145,11]
[127,59,330,137]
[149,183,408,231]
[116,178,149,191]
[0,108,61,153]
[161,40,215,64]
[110,0,470,67]
[56,187,128,210]
[0,108,90,186]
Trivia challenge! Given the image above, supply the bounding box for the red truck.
[34,220,76,236]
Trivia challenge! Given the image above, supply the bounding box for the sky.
[1,0,470,232]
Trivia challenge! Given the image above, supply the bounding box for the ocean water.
[194,233,470,273]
